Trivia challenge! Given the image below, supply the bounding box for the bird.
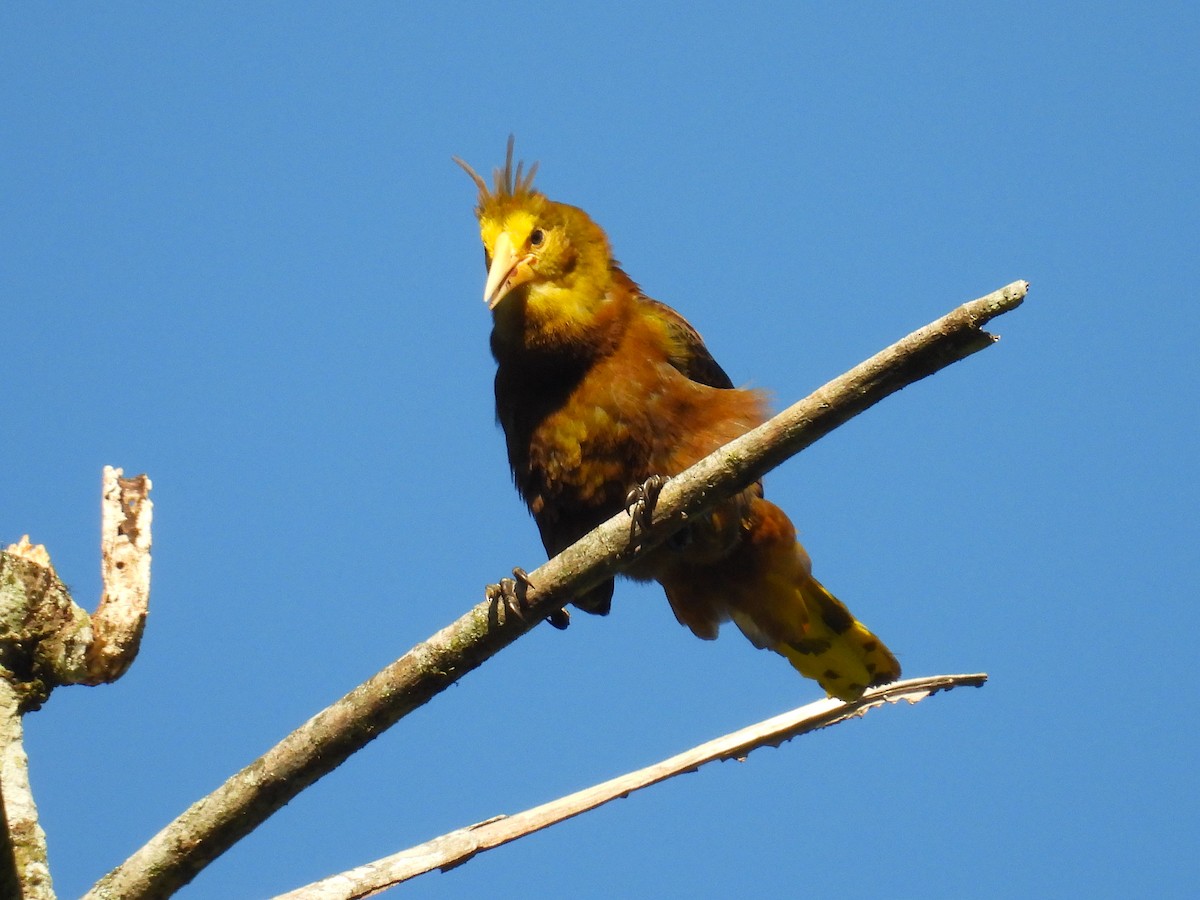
[454,140,900,701]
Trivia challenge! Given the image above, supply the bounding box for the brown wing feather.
[639,297,735,389]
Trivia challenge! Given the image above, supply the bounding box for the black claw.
[625,474,670,548]
[487,567,569,630]
[485,576,526,624]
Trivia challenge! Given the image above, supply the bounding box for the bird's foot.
[625,474,670,550]
[485,567,570,630]
[486,566,535,624]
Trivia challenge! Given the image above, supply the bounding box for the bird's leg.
[485,567,570,630]
[625,474,670,549]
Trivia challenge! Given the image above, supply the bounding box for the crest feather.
[453,135,539,206]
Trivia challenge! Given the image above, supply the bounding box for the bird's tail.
[661,498,900,702]
[757,571,901,701]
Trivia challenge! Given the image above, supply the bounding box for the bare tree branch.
[0,678,56,900]
[85,281,1027,900]
[86,468,153,683]
[0,468,154,899]
[0,468,154,700]
[274,673,988,900]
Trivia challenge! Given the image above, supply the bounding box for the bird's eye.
[529,228,545,246]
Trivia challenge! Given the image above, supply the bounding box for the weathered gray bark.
[0,678,54,900]
[0,468,153,900]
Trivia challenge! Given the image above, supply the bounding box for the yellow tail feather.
[774,576,900,701]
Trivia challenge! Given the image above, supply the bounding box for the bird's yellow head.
[454,140,618,351]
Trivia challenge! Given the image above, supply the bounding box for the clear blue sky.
[3,4,1196,898]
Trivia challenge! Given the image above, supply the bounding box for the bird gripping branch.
[455,139,900,701]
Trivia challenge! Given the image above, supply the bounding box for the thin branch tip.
[980,279,1029,317]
